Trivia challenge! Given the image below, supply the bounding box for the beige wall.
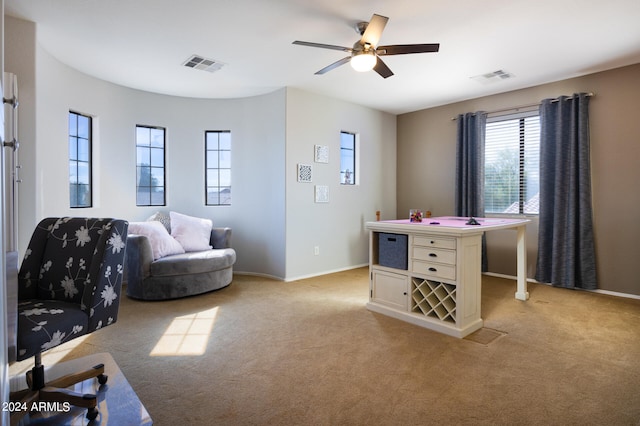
[397,63,640,296]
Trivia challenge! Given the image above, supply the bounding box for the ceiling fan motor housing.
[355,21,369,36]
[352,40,373,54]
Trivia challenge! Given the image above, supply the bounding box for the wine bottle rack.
[411,277,456,323]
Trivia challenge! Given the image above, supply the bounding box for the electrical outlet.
[314,246,320,255]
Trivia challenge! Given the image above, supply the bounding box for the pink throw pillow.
[128,221,185,260]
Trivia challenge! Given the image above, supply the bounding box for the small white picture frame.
[297,163,313,183]
[314,145,329,163]
[315,185,329,203]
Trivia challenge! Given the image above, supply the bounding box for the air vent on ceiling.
[470,69,515,84]
[183,55,225,73]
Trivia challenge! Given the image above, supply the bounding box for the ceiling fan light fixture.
[293,13,439,78]
[350,51,377,72]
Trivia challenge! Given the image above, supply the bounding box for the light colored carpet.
[10,268,640,425]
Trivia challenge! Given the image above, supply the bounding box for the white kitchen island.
[366,216,530,338]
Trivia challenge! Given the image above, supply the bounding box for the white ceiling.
[6,0,640,115]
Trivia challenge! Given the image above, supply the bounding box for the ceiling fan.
[292,13,439,79]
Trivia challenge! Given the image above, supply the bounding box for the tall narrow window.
[136,125,166,206]
[69,111,92,207]
[484,112,540,214]
[205,131,231,205]
[340,131,356,185]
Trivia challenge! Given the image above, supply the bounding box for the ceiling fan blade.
[373,57,394,79]
[377,43,440,56]
[315,56,352,75]
[360,14,388,47]
[292,41,352,53]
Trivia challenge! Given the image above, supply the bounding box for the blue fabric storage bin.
[378,233,408,270]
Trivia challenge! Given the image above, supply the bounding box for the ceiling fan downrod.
[355,21,369,36]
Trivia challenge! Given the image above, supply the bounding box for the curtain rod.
[451,92,594,120]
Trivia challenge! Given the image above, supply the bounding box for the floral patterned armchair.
[10,217,128,423]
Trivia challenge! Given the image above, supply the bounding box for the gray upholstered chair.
[10,217,128,423]
[125,227,236,300]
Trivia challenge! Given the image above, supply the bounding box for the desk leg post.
[515,225,529,300]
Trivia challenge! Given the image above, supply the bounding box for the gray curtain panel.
[535,93,597,289]
[455,111,487,271]
[455,112,486,217]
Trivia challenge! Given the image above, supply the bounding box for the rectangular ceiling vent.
[183,55,225,73]
[471,69,515,84]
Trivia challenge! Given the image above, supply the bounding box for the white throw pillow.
[128,221,185,260]
[170,211,213,252]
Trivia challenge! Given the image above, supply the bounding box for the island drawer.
[412,260,456,281]
[412,247,456,265]
[413,236,456,250]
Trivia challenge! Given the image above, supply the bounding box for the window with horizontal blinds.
[484,111,540,215]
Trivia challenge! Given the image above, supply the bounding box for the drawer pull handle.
[387,237,396,242]
[430,241,435,244]
[429,253,437,257]
[429,267,437,272]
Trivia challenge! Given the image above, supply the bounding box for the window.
[484,112,540,215]
[69,111,92,207]
[340,131,356,185]
[136,125,166,206]
[205,131,231,205]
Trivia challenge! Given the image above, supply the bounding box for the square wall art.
[314,145,329,163]
[297,163,313,183]
[315,185,329,203]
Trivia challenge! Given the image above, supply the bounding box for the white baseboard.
[482,272,640,300]
[236,269,640,300]
[283,264,369,282]
[233,271,284,281]
[589,288,640,300]
[483,271,538,283]
[234,264,369,282]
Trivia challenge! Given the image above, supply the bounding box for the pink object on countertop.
[384,216,525,228]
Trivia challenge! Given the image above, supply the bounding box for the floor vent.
[183,55,225,73]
